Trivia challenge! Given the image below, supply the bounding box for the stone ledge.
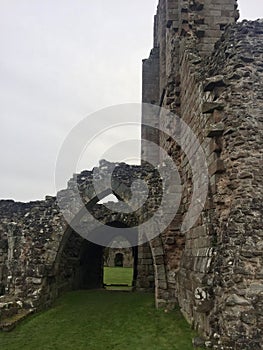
[206,123,225,138]
[0,309,35,332]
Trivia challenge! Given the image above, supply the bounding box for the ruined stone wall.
[105,247,133,268]
[0,162,160,318]
[136,242,155,291]
[0,2,262,347]
[177,21,263,348]
[0,201,32,296]
[142,0,262,348]
[0,197,66,309]
[201,21,263,349]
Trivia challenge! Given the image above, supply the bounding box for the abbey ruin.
[0,1,262,349]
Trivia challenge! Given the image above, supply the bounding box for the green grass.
[104,267,133,286]
[0,290,200,350]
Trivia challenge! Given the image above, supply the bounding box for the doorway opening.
[56,220,138,294]
[103,226,137,291]
[114,253,124,267]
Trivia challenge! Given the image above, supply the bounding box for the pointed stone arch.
[0,161,159,312]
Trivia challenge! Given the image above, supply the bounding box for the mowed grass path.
[104,267,133,285]
[0,290,198,350]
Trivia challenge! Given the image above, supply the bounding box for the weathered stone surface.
[206,123,225,138]
[141,1,263,349]
[0,161,164,320]
[226,294,251,306]
[203,75,228,92]
[0,2,262,350]
[202,102,225,114]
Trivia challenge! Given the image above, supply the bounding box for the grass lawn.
[0,290,201,350]
[104,267,133,286]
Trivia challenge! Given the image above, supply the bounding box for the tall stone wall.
[0,2,262,348]
[142,0,262,348]
[202,21,263,349]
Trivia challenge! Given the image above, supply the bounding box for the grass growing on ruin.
[0,290,201,350]
[104,267,133,285]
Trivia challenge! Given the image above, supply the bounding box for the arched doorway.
[53,219,138,294]
[114,253,124,267]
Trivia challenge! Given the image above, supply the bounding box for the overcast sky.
[0,0,262,202]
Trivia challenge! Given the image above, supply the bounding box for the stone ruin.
[0,161,161,327]
[104,244,134,268]
[0,0,263,349]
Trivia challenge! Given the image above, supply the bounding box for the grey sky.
[0,0,262,202]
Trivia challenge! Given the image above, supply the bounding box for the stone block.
[209,159,225,175]
[203,75,227,91]
[206,122,225,137]
[202,102,224,114]
[226,294,250,306]
[32,278,42,285]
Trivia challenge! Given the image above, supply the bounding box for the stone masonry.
[141,0,262,349]
[0,1,262,349]
[0,161,159,317]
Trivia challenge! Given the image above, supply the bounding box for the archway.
[0,161,155,312]
[53,213,139,295]
[114,253,124,267]
[50,160,157,300]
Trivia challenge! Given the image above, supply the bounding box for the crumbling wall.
[0,2,262,348]
[177,20,263,348]
[105,247,134,268]
[0,162,159,315]
[142,0,262,348]
[0,197,66,309]
[202,20,263,349]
